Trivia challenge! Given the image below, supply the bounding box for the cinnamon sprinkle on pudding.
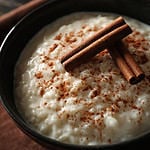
[14,12,150,145]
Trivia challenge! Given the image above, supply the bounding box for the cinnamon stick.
[108,46,137,84]
[116,42,145,82]
[61,16,126,63]
[63,24,132,71]
[60,16,145,84]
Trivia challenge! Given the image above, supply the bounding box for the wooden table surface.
[0,102,48,150]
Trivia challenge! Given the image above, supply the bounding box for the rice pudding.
[14,12,150,145]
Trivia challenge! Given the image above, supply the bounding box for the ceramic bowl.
[0,0,150,149]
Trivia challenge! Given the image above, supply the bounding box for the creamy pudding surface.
[14,12,150,145]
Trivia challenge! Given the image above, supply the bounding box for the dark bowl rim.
[0,0,150,149]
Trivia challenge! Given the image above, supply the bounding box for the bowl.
[0,0,150,149]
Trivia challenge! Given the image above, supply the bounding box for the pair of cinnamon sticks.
[60,17,145,84]
[108,42,145,84]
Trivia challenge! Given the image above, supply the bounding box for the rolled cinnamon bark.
[61,16,126,63]
[108,46,137,84]
[118,42,145,82]
[63,24,132,71]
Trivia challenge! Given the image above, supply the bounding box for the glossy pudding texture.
[14,12,150,145]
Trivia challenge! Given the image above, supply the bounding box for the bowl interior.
[0,0,150,149]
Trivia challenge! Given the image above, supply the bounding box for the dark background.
[0,0,29,14]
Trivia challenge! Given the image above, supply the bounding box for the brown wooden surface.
[0,102,48,150]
